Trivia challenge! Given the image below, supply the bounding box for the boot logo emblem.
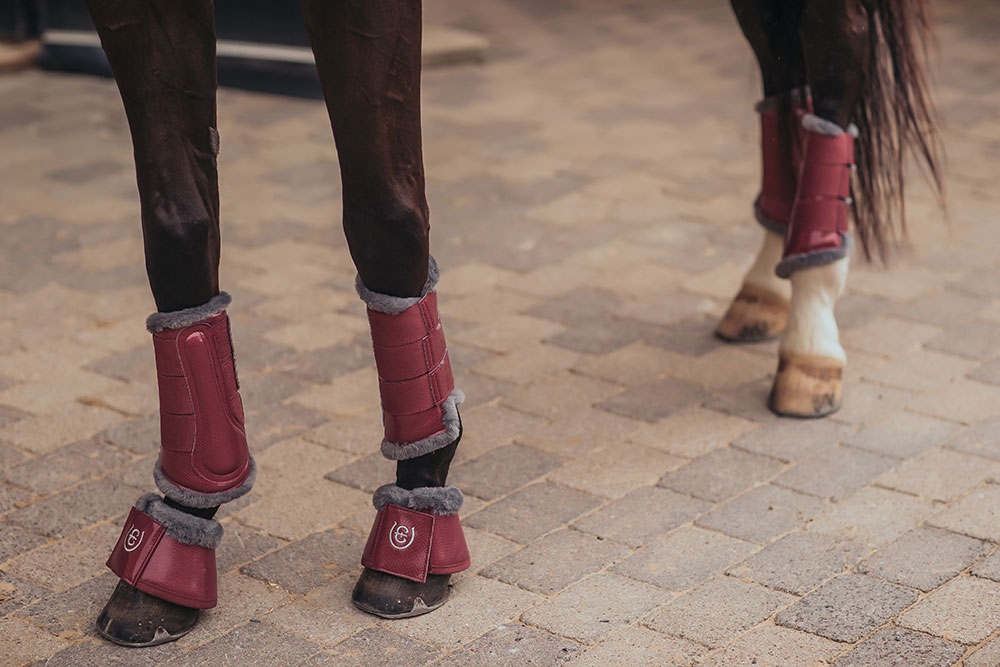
[389,522,416,550]
[123,526,145,553]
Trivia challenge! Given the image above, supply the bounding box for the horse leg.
[298,0,469,618]
[768,0,869,416]
[717,0,808,343]
[85,0,254,645]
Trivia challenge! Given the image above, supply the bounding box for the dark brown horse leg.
[717,0,807,343]
[85,0,254,645]
[769,0,870,417]
[298,0,469,618]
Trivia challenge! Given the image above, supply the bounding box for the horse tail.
[852,0,944,262]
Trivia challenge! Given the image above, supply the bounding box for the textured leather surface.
[783,127,855,258]
[367,292,455,444]
[361,505,470,583]
[107,507,218,608]
[153,311,251,495]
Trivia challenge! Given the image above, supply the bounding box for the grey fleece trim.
[372,484,464,516]
[153,457,256,508]
[753,197,789,235]
[802,113,859,138]
[146,292,232,333]
[380,389,464,461]
[775,232,853,278]
[356,257,440,315]
[135,493,224,549]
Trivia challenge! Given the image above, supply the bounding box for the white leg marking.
[780,256,849,362]
[743,229,791,299]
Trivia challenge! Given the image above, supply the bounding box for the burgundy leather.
[107,507,218,608]
[755,93,812,230]
[361,504,471,583]
[153,311,251,495]
[783,127,855,258]
[367,292,455,445]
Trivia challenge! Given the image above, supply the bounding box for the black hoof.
[96,580,200,647]
[351,568,452,619]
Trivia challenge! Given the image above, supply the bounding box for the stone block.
[897,576,1000,645]
[628,407,757,458]
[464,482,603,544]
[548,442,684,500]
[434,623,579,667]
[452,443,563,501]
[696,484,828,544]
[857,526,989,592]
[573,486,710,548]
[831,626,965,667]
[172,620,323,666]
[847,412,959,459]
[727,532,866,596]
[658,447,784,503]
[732,419,852,464]
[927,483,1000,542]
[241,528,365,595]
[699,623,841,667]
[303,628,440,667]
[564,626,705,667]
[774,445,898,502]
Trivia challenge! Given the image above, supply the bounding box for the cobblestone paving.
[2,0,999,665]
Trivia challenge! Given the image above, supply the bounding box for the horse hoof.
[715,285,790,343]
[351,568,452,619]
[96,580,200,647]
[768,353,843,418]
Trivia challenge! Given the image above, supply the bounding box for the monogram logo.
[388,521,416,550]
[123,525,145,553]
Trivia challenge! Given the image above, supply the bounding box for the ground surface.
[1,0,1000,665]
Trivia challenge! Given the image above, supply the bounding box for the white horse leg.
[716,228,791,341]
[769,255,847,416]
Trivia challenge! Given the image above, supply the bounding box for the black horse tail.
[853,0,944,262]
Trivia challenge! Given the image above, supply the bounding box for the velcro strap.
[107,507,167,588]
[792,198,850,238]
[379,353,454,416]
[373,324,447,383]
[361,505,436,582]
[367,292,440,348]
[805,131,854,166]
[361,505,471,583]
[384,406,449,446]
[797,163,851,200]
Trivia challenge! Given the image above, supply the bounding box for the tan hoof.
[768,353,843,418]
[716,285,791,343]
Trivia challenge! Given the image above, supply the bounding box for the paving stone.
[17,572,115,637]
[614,526,757,592]
[727,532,866,596]
[731,419,852,464]
[97,414,159,455]
[548,442,684,500]
[233,479,370,542]
[502,372,623,423]
[857,527,990,592]
[303,628,441,667]
[241,528,365,595]
[573,486,711,548]
[897,576,1000,645]
[696,484,828,544]
[846,412,959,459]
[464,482,603,544]
[481,529,630,595]
[572,341,683,388]
[8,478,138,540]
[5,522,120,592]
[167,621,323,666]
[925,320,1000,360]
[262,577,374,648]
[828,382,916,426]
[705,378,784,423]
[889,288,986,325]
[521,573,665,645]
[0,521,47,563]
[907,378,1000,425]
[215,522,284,574]
[0,479,33,514]
[388,575,542,647]
[36,638,183,667]
[808,487,937,550]
[627,407,758,458]
[518,407,639,459]
[565,626,706,667]
[775,574,918,643]
[176,572,293,649]
[435,623,580,667]
[595,377,709,423]
[1,438,131,496]
[774,445,899,501]
[863,349,979,393]
[876,448,1000,502]
[927,483,1000,542]
[0,570,50,617]
[971,548,1000,583]
[452,443,564,500]
[0,439,31,469]
[831,626,965,667]
[658,447,784,503]
[0,616,70,666]
[945,416,1000,461]
[699,623,842,667]
[646,576,795,649]
[965,635,1000,667]
[252,436,354,495]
